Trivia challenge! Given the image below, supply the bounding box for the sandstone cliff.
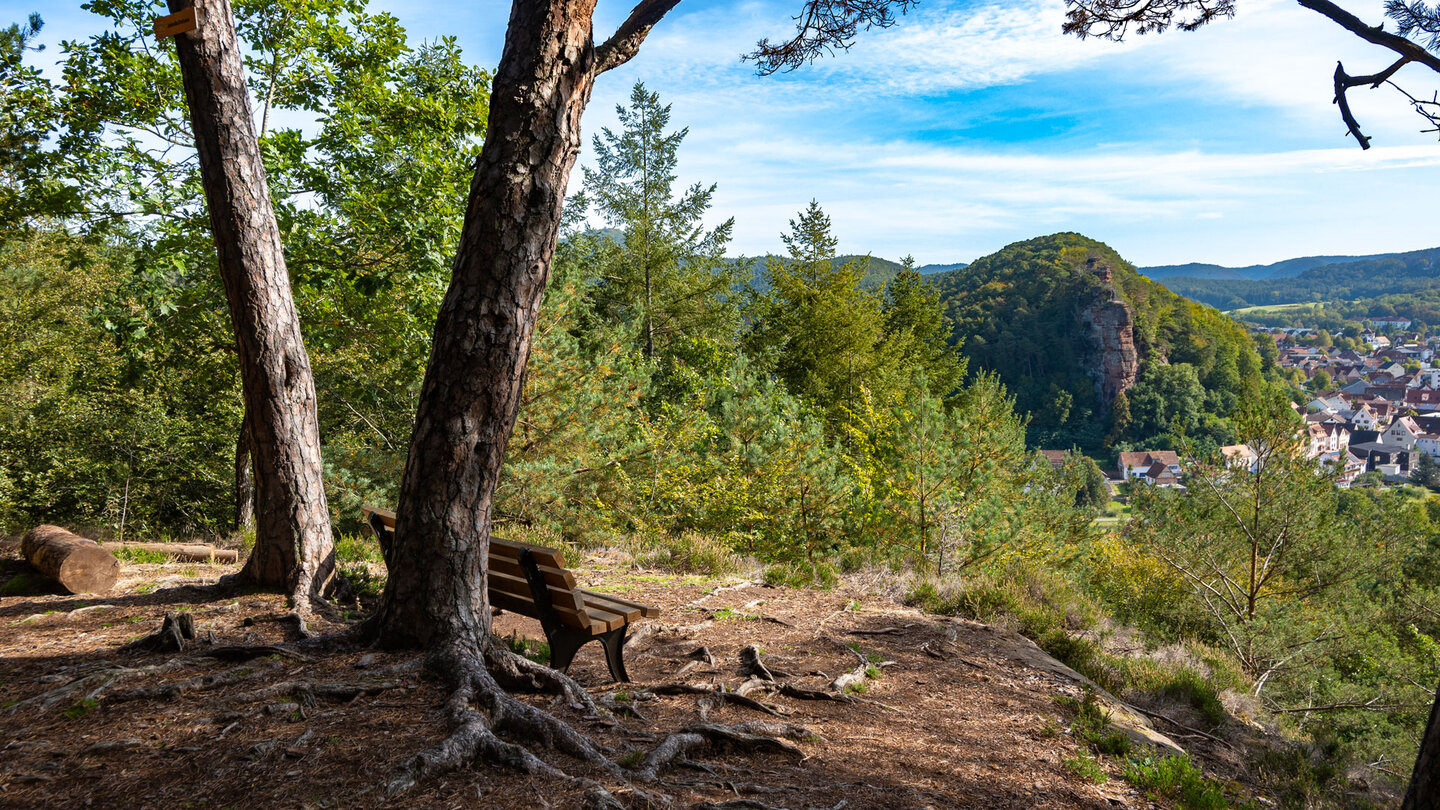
[1078,260,1138,415]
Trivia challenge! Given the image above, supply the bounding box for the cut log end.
[21,525,120,594]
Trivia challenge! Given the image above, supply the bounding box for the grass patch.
[0,572,50,595]
[1059,690,1133,758]
[843,680,869,694]
[713,607,758,622]
[111,547,170,564]
[1254,745,1352,809]
[618,749,645,768]
[500,630,550,665]
[762,559,838,590]
[632,533,742,577]
[1065,752,1109,784]
[1123,755,1229,810]
[63,698,98,720]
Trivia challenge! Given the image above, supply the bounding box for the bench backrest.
[360,506,655,635]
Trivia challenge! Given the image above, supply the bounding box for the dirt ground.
[0,546,1211,809]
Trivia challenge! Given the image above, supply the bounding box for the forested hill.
[929,233,1263,451]
[741,254,963,291]
[1158,246,1440,310]
[1139,250,1404,281]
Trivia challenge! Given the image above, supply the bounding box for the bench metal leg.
[599,626,630,683]
[547,628,587,675]
[542,626,631,683]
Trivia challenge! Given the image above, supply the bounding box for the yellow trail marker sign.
[154,7,198,39]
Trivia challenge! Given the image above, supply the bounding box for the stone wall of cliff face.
[1078,286,1138,415]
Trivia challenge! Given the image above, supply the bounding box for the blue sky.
[15,0,1440,266]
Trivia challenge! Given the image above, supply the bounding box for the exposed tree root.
[240,609,315,640]
[635,722,810,781]
[483,642,599,713]
[199,644,311,662]
[738,645,776,681]
[5,656,282,713]
[773,683,854,704]
[646,683,788,716]
[106,659,286,703]
[223,678,400,707]
[383,641,628,799]
[691,800,790,810]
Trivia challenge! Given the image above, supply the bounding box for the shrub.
[762,559,838,590]
[339,562,384,600]
[500,630,550,665]
[1064,752,1109,784]
[334,532,383,564]
[633,532,742,577]
[1122,755,1228,810]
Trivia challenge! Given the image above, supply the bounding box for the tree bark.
[167,0,333,605]
[22,525,120,594]
[234,417,255,533]
[368,0,601,650]
[1404,681,1440,809]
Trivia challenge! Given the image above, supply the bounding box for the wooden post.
[21,525,120,594]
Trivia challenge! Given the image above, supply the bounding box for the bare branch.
[1066,0,1440,147]
[595,0,684,75]
[746,0,919,76]
[1298,0,1440,71]
[1063,0,1235,41]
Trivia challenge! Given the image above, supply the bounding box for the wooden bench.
[361,506,658,682]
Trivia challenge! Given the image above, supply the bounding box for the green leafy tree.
[749,201,891,420]
[1066,453,1110,510]
[1129,389,1407,691]
[1413,453,1440,491]
[879,258,966,400]
[578,82,742,360]
[2,0,490,537]
[1127,362,1206,443]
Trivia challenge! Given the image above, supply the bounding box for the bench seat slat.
[489,536,566,570]
[489,589,601,633]
[488,568,586,615]
[580,599,635,628]
[580,589,660,618]
[579,591,642,624]
[488,555,577,591]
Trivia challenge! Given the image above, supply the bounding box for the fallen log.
[21,525,120,594]
[99,542,239,563]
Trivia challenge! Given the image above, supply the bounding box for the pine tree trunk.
[234,417,255,533]
[1404,684,1440,809]
[168,0,333,605]
[369,0,598,650]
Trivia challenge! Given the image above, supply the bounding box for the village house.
[1405,388,1440,412]
[1117,450,1182,487]
[1220,444,1260,473]
[1039,449,1069,470]
[1306,422,1349,457]
[1319,449,1368,486]
[1385,416,1422,449]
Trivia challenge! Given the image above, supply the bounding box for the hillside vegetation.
[1163,247,1440,310]
[1140,250,1406,281]
[930,233,1265,452]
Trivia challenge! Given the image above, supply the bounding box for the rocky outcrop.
[1078,261,1138,415]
